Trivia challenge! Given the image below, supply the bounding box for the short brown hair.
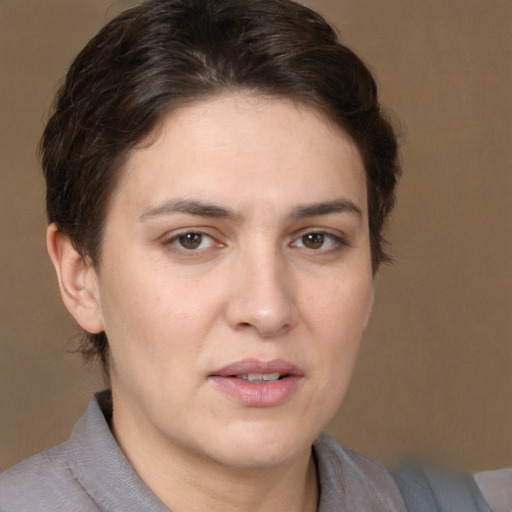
[41,0,401,376]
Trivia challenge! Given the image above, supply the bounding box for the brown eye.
[301,233,325,249]
[178,232,204,250]
[291,231,347,253]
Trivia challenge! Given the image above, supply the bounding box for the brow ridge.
[290,199,362,220]
[139,198,362,222]
[139,199,235,221]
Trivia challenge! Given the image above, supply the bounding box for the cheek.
[98,264,226,372]
[306,269,373,334]
[307,272,373,379]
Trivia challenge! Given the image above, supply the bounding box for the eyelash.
[161,229,349,256]
[291,230,349,253]
[161,231,219,253]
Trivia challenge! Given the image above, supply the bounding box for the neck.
[111,397,318,512]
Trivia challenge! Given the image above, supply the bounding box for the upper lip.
[210,359,303,377]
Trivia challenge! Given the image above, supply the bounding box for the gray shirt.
[474,467,512,512]
[0,390,406,511]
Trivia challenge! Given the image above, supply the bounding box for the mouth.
[210,359,303,380]
[209,359,303,407]
[237,372,284,383]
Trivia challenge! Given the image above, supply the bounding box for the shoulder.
[474,467,512,512]
[393,462,494,512]
[314,433,407,512]
[0,442,99,511]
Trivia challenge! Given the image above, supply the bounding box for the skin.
[48,94,374,512]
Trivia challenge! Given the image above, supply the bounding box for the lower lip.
[209,376,302,407]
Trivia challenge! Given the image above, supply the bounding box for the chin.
[202,420,316,470]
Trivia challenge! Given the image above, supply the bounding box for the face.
[90,94,373,470]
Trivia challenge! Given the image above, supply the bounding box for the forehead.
[111,93,367,219]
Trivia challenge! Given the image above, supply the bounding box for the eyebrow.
[139,198,362,222]
[139,199,236,221]
[289,199,362,221]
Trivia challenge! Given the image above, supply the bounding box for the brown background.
[1,0,510,473]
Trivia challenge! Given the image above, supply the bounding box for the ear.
[46,223,105,334]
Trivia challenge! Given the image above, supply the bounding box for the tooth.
[243,372,281,382]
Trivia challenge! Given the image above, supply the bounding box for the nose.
[224,248,298,338]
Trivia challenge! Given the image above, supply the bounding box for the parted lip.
[210,359,303,378]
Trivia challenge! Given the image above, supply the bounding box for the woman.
[1,0,410,510]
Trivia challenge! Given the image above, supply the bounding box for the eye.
[301,232,326,250]
[165,231,217,251]
[291,231,345,252]
[178,232,207,250]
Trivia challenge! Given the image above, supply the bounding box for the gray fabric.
[0,391,168,512]
[314,433,406,511]
[474,467,512,512]
[393,463,492,512]
[1,390,406,511]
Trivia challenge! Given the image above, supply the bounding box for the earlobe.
[46,223,105,334]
